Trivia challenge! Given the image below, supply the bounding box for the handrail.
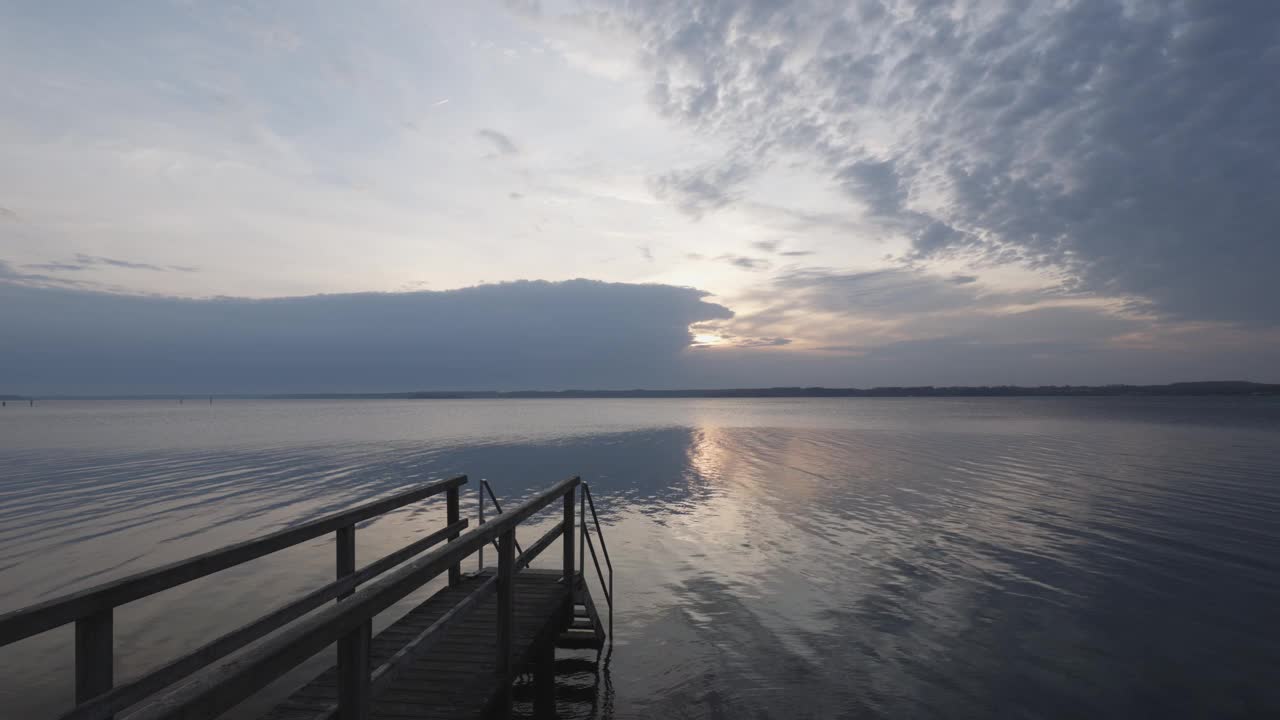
[581,483,614,642]
[0,475,467,720]
[125,475,581,720]
[0,475,468,644]
[480,479,524,556]
[59,519,468,720]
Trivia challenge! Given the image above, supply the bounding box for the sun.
[693,333,725,346]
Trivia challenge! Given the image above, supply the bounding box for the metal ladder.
[478,479,613,649]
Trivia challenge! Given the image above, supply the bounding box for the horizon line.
[4,380,1278,401]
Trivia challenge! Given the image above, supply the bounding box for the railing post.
[75,609,113,712]
[478,485,485,572]
[563,484,576,584]
[337,619,371,720]
[335,521,369,719]
[446,485,461,587]
[495,528,515,716]
[579,490,586,586]
[336,524,356,600]
[533,640,555,717]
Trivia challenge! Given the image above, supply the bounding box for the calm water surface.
[1,398,1278,718]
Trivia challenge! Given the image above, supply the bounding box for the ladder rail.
[480,479,524,557]
[581,483,614,642]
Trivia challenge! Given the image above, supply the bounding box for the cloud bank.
[0,279,730,394]
[2,269,1276,393]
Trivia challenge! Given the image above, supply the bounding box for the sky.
[2,0,1279,393]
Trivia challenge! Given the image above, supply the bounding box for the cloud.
[750,239,813,257]
[731,336,790,348]
[0,279,732,394]
[477,128,520,156]
[603,0,1280,325]
[716,255,770,271]
[725,266,1146,363]
[650,160,753,217]
[836,160,904,217]
[24,262,87,272]
[766,267,1037,318]
[0,259,121,292]
[23,255,199,274]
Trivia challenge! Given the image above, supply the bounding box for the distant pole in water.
[209,395,213,405]
[30,399,34,407]
[180,398,184,405]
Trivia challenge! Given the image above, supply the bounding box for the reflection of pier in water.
[0,475,615,719]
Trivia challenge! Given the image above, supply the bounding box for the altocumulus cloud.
[600,0,1280,325]
[0,279,731,394]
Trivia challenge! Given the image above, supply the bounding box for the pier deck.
[264,569,570,720]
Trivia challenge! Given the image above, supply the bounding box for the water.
[1,398,1278,718]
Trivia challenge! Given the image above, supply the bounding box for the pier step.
[556,585,606,650]
[556,630,604,650]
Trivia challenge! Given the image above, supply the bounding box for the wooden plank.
[0,475,468,645]
[375,579,493,679]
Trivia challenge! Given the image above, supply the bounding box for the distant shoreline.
[5,381,1279,400]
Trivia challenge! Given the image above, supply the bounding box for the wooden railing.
[0,475,470,720]
[127,475,581,720]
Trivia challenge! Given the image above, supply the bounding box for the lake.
[1,397,1278,718]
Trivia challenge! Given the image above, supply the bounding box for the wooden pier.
[0,475,614,720]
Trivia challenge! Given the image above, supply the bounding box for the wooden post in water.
[533,641,556,717]
[495,528,516,716]
[75,609,113,715]
[446,485,461,586]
